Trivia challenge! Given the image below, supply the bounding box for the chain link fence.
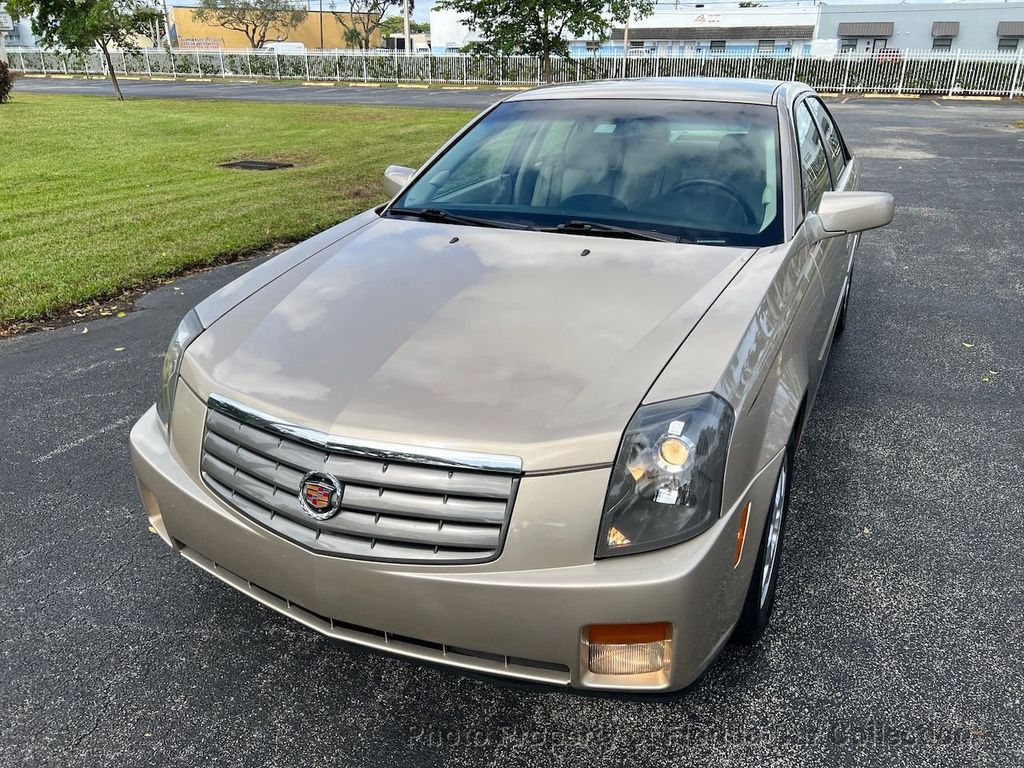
[8,47,1024,97]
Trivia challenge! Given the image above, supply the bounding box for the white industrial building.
[816,2,1024,53]
[0,2,36,48]
[430,1,1024,55]
[586,4,818,57]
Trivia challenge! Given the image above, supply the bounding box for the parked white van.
[264,42,306,53]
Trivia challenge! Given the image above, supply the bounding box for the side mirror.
[817,191,894,235]
[383,165,415,197]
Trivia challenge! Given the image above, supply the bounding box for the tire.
[732,446,793,646]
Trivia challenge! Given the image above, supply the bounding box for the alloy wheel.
[760,461,788,608]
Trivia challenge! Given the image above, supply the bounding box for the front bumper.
[130,386,782,692]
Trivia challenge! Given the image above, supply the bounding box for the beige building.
[171,7,382,50]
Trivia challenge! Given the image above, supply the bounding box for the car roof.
[505,77,808,106]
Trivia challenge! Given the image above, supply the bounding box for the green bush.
[0,60,13,104]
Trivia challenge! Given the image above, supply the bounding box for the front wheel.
[732,447,792,646]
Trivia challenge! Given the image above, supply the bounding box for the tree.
[192,0,308,49]
[343,26,362,48]
[436,0,652,83]
[7,0,158,100]
[0,60,13,104]
[329,0,410,51]
[379,14,427,37]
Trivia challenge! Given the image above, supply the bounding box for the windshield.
[390,98,783,247]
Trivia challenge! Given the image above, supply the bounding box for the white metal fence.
[8,47,1024,97]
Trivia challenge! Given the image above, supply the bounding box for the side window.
[806,97,848,182]
[794,102,832,213]
[434,120,522,197]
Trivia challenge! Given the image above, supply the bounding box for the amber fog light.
[585,623,671,675]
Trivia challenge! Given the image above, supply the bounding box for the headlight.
[156,309,204,428]
[597,393,734,557]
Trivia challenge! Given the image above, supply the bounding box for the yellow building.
[171,7,382,50]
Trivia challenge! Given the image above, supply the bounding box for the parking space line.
[33,414,134,463]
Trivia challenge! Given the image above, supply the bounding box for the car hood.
[182,217,752,471]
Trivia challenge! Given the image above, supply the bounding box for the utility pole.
[161,0,173,46]
[319,0,323,49]
[403,0,411,55]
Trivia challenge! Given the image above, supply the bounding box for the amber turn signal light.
[586,622,669,645]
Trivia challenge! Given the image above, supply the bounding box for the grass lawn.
[0,94,474,324]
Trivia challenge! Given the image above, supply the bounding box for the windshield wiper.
[386,207,535,231]
[542,219,681,243]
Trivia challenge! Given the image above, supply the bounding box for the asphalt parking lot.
[16,75,507,108]
[1,96,1023,767]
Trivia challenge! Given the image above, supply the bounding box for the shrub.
[0,60,13,104]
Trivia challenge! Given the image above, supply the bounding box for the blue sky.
[413,0,433,23]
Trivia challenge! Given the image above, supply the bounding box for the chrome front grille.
[199,396,519,564]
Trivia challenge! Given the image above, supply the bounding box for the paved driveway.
[1,98,1022,767]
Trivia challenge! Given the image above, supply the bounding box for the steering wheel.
[665,178,758,226]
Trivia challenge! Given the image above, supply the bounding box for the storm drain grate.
[218,160,295,171]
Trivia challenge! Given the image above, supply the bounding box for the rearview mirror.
[817,191,894,235]
[383,165,415,197]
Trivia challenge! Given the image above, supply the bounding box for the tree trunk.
[540,8,552,84]
[100,42,124,101]
[621,7,631,80]
[541,32,552,83]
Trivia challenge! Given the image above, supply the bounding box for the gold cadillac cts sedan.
[130,78,893,692]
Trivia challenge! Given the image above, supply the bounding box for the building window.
[998,38,1019,52]
[840,38,857,52]
[932,36,953,51]
[710,40,726,52]
[758,39,775,53]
